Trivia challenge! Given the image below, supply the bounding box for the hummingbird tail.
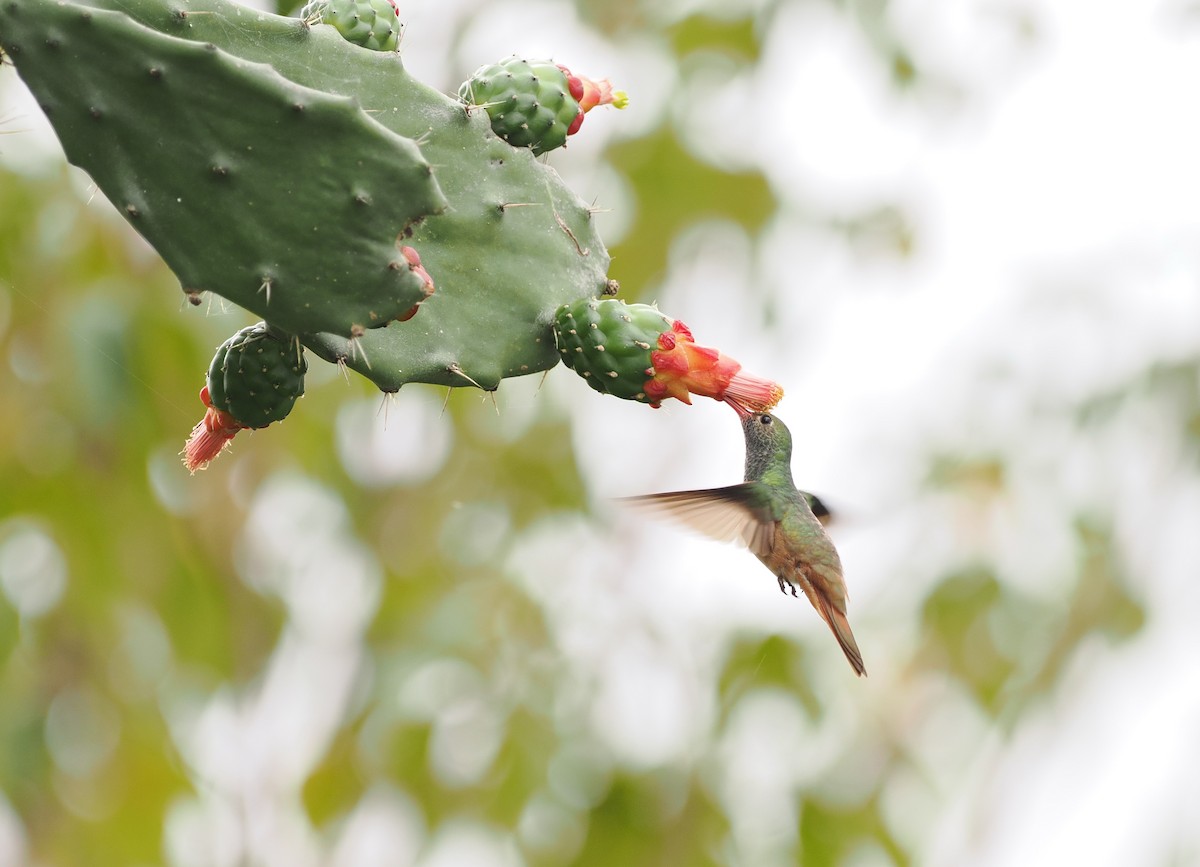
[816,597,867,677]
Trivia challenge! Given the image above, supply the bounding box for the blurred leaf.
[798,794,906,867]
[304,722,369,827]
[891,49,918,86]
[717,633,820,724]
[481,706,555,827]
[668,14,760,63]
[607,129,775,294]
[575,771,727,867]
[919,568,1017,714]
[0,599,17,669]
[925,454,1006,498]
[382,721,444,812]
[1019,516,1145,700]
[574,0,643,35]
[158,556,284,684]
[476,420,589,526]
[63,296,134,431]
[0,701,50,808]
[827,203,917,260]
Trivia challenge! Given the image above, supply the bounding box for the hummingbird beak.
[724,395,754,419]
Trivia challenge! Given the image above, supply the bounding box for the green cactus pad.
[207,323,307,428]
[459,57,582,156]
[1,0,611,394]
[0,0,445,339]
[302,0,400,53]
[304,168,607,391]
[554,298,671,404]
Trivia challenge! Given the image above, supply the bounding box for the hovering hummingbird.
[622,405,865,676]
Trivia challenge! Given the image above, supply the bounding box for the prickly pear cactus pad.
[459,57,628,156]
[302,0,401,53]
[0,0,611,393]
[0,0,446,339]
[554,298,784,412]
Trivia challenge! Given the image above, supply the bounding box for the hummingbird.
[621,406,865,676]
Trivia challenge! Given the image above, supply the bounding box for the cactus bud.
[182,323,307,472]
[395,245,434,321]
[554,298,782,411]
[459,57,626,156]
[302,0,401,52]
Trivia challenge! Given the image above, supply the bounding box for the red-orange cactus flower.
[557,65,628,136]
[182,386,247,473]
[643,320,783,412]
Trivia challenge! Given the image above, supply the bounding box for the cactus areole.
[553,298,783,412]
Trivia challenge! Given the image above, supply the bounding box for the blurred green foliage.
[607,128,776,294]
[1,1,1187,865]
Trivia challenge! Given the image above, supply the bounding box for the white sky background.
[3,0,1200,864]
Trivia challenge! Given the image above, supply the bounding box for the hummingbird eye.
[759,415,772,425]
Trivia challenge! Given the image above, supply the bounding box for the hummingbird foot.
[777,575,799,597]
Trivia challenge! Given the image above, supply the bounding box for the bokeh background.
[3,0,1200,864]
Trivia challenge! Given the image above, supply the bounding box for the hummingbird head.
[731,401,794,480]
[740,409,792,446]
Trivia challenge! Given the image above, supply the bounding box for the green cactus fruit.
[302,0,401,53]
[459,57,583,156]
[207,322,307,429]
[554,297,784,411]
[555,298,668,404]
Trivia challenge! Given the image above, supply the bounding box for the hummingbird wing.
[625,487,866,676]
[618,484,778,558]
[801,492,833,526]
